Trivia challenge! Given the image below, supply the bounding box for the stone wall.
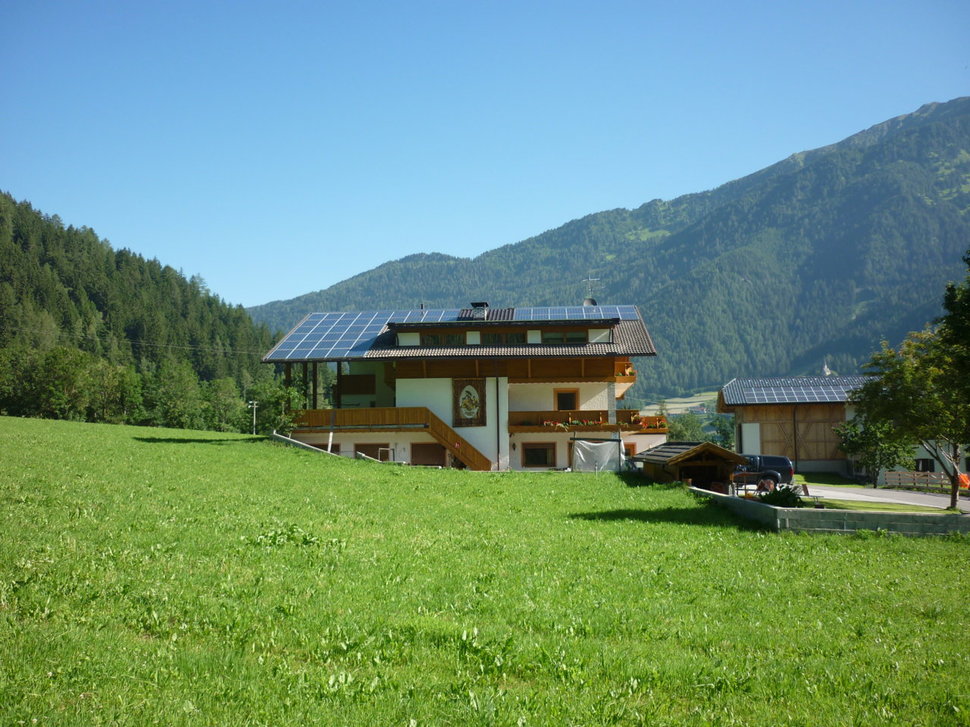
[692,488,970,536]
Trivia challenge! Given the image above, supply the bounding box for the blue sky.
[2,0,968,307]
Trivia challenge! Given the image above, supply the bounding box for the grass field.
[817,499,945,513]
[639,392,718,415]
[2,416,969,726]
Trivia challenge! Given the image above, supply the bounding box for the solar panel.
[512,305,639,321]
[264,305,643,361]
[723,376,869,405]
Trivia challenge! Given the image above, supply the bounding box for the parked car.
[734,454,795,486]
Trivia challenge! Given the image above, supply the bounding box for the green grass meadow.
[2,417,969,726]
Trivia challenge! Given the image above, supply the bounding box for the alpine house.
[262,302,666,471]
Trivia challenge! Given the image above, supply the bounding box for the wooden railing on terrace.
[293,407,492,471]
[507,410,667,433]
[295,407,431,429]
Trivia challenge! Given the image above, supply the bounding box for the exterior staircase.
[293,407,492,471]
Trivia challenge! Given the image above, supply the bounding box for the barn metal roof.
[719,376,870,406]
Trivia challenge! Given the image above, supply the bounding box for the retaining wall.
[691,488,970,536]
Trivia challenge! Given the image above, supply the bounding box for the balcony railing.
[614,362,636,378]
[507,410,667,433]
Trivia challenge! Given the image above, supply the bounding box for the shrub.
[758,484,804,507]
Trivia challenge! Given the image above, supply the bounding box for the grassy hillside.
[2,416,969,725]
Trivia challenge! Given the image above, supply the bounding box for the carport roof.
[632,441,747,466]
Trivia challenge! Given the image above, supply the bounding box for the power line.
[4,324,273,358]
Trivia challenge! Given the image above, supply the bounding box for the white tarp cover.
[572,439,622,472]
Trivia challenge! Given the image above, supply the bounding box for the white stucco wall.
[294,430,439,464]
[508,382,611,411]
[510,432,571,470]
[397,378,452,420]
[507,433,664,470]
[622,433,667,455]
[396,376,509,469]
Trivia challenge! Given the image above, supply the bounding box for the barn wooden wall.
[735,404,846,463]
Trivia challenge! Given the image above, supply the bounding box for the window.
[342,374,376,395]
[915,458,935,472]
[421,331,466,346]
[554,388,579,411]
[541,330,587,344]
[481,331,527,345]
[522,443,556,468]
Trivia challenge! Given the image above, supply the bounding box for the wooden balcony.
[507,410,668,434]
[613,362,636,396]
[292,407,493,471]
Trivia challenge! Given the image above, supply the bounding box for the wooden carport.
[633,441,747,491]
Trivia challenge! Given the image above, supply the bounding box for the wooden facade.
[731,403,846,465]
[392,357,633,382]
[634,442,747,489]
[507,410,667,433]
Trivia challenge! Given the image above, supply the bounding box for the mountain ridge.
[248,97,970,400]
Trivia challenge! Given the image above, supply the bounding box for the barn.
[717,376,868,474]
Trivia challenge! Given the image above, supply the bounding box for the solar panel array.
[722,376,869,405]
[513,305,638,321]
[264,310,438,361]
[264,306,642,361]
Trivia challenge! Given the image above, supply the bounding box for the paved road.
[807,484,970,513]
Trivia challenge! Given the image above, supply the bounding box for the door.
[411,443,447,466]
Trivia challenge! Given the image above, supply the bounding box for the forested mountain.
[0,194,287,431]
[249,98,970,401]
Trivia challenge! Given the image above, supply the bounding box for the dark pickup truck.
[733,454,795,486]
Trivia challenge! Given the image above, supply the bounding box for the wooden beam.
[335,362,343,409]
[312,362,318,409]
[284,363,292,412]
[302,362,309,409]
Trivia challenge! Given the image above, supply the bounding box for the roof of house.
[263,305,656,362]
[719,376,870,407]
[632,441,747,466]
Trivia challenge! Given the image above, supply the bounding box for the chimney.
[470,301,489,320]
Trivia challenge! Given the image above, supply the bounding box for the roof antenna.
[582,275,599,306]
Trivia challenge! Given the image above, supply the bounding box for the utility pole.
[248,400,258,435]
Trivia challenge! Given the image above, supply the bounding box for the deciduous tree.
[850,250,970,507]
[834,414,913,487]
